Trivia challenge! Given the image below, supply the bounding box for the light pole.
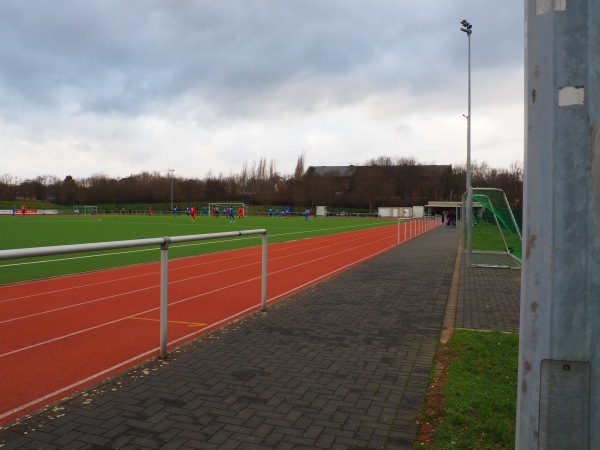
[168,169,174,211]
[460,19,473,267]
[517,2,600,447]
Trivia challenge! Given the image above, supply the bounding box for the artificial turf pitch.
[0,214,395,285]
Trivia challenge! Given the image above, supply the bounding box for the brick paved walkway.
[0,225,521,449]
[457,264,521,333]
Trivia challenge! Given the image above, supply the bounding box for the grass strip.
[416,329,518,449]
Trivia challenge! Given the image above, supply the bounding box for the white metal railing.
[396,215,440,245]
[0,229,268,358]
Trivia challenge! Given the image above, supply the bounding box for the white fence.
[397,216,439,244]
[0,229,268,358]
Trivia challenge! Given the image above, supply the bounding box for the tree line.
[0,154,523,211]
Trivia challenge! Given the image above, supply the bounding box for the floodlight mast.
[169,169,174,211]
[460,20,473,267]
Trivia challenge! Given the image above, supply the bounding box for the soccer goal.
[76,205,98,215]
[208,202,245,217]
[462,188,522,268]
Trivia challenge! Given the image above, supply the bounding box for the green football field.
[0,214,396,285]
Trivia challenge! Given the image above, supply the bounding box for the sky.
[0,0,524,182]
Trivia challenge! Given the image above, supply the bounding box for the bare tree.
[294,151,305,180]
[0,152,522,211]
[395,156,418,166]
[365,155,394,166]
[352,166,394,211]
[291,151,306,206]
[239,161,249,195]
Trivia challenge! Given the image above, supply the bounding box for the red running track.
[0,220,438,424]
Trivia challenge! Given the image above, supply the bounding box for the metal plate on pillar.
[539,359,590,449]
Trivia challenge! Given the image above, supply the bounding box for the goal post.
[462,187,522,268]
[207,202,246,217]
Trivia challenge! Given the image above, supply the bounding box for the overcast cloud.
[0,0,524,181]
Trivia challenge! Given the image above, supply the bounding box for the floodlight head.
[460,19,473,35]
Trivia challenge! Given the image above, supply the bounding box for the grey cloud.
[0,0,524,181]
[0,0,523,121]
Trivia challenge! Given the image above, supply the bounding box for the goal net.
[463,188,522,268]
[208,202,245,217]
[73,205,98,215]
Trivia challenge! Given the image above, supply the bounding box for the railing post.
[261,231,267,311]
[159,237,170,359]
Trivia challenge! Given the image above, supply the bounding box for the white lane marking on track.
[0,272,261,359]
[0,221,392,269]
[0,226,390,311]
[0,284,157,325]
[0,225,360,302]
[0,228,395,357]
[1,227,393,327]
[0,257,260,324]
[0,347,158,422]
[0,249,254,304]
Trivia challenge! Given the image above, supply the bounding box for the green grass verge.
[0,214,396,284]
[470,222,521,257]
[417,329,518,449]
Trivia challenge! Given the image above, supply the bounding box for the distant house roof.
[307,166,357,176]
[307,164,452,178]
